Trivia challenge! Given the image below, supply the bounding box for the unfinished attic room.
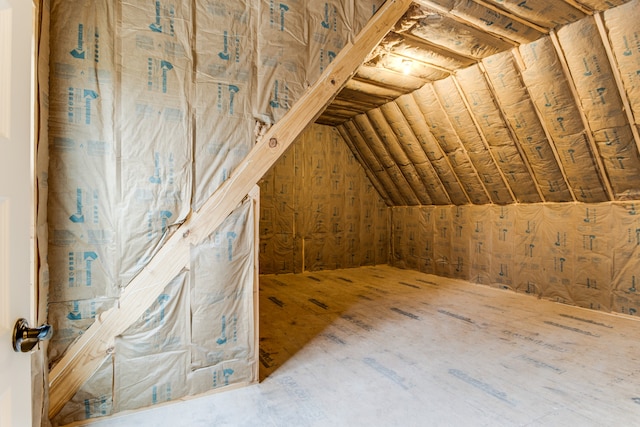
[8,0,640,425]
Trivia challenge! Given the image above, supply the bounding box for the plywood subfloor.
[83,265,640,426]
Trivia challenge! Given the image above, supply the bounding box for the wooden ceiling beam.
[560,0,594,15]
[386,51,456,74]
[396,31,479,63]
[414,0,521,46]
[471,0,550,33]
[47,0,415,417]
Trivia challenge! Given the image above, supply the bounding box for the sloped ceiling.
[318,0,640,206]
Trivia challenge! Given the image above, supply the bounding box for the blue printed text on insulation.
[270,1,289,31]
[218,31,241,63]
[321,3,337,31]
[149,1,175,36]
[147,58,174,93]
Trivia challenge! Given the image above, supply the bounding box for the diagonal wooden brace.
[48,0,413,417]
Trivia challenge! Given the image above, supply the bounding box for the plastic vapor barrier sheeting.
[391,202,640,315]
[41,0,373,423]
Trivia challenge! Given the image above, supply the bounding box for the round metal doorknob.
[12,318,53,353]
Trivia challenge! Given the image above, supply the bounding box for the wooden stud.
[471,0,550,33]
[385,101,453,204]
[249,186,260,383]
[429,84,493,203]
[386,51,456,74]
[396,93,472,204]
[344,78,405,100]
[559,0,593,15]
[354,113,421,205]
[594,12,640,158]
[549,30,615,200]
[330,96,380,112]
[355,66,431,88]
[510,48,578,202]
[336,125,394,206]
[476,62,546,202]
[342,120,408,205]
[367,108,433,205]
[414,0,521,46]
[396,31,478,63]
[451,75,517,203]
[47,0,414,416]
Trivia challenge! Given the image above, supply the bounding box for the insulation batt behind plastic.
[390,202,640,315]
[41,0,382,424]
[338,1,640,207]
[259,124,389,274]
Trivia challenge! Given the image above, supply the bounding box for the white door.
[0,0,37,426]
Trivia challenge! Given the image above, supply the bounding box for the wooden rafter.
[336,125,394,205]
[386,51,456,74]
[342,120,408,205]
[471,0,549,33]
[47,0,414,417]
[429,85,493,203]
[451,75,517,202]
[511,48,578,202]
[476,62,546,202]
[549,30,615,200]
[593,12,640,157]
[414,0,520,46]
[397,31,479,63]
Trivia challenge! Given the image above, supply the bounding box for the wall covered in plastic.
[390,202,640,315]
[39,0,377,424]
[259,124,389,274]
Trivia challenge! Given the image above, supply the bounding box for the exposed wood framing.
[594,12,640,156]
[336,125,394,205]
[549,30,615,200]
[451,76,517,202]
[560,0,593,15]
[345,78,405,100]
[47,0,414,416]
[354,114,421,205]
[471,0,549,33]
[386,51,456,74]
[250,185,260,383]
[367,108,434,204]
[511,48,578,202]
[356,66,430,88]
[397,93,472,204]
[331,96,379,112]
[477,62,546,202]
[398,31,479,63]
[430,86,493,203]
[383,101,453,204]
[342,120,408,205]
[414,0,520,46]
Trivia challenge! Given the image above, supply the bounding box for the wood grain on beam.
[472,0,549,33]
[354,68,426,92]
[414,0,520,46]
[344,78,405,100]
[47,0,414,417]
